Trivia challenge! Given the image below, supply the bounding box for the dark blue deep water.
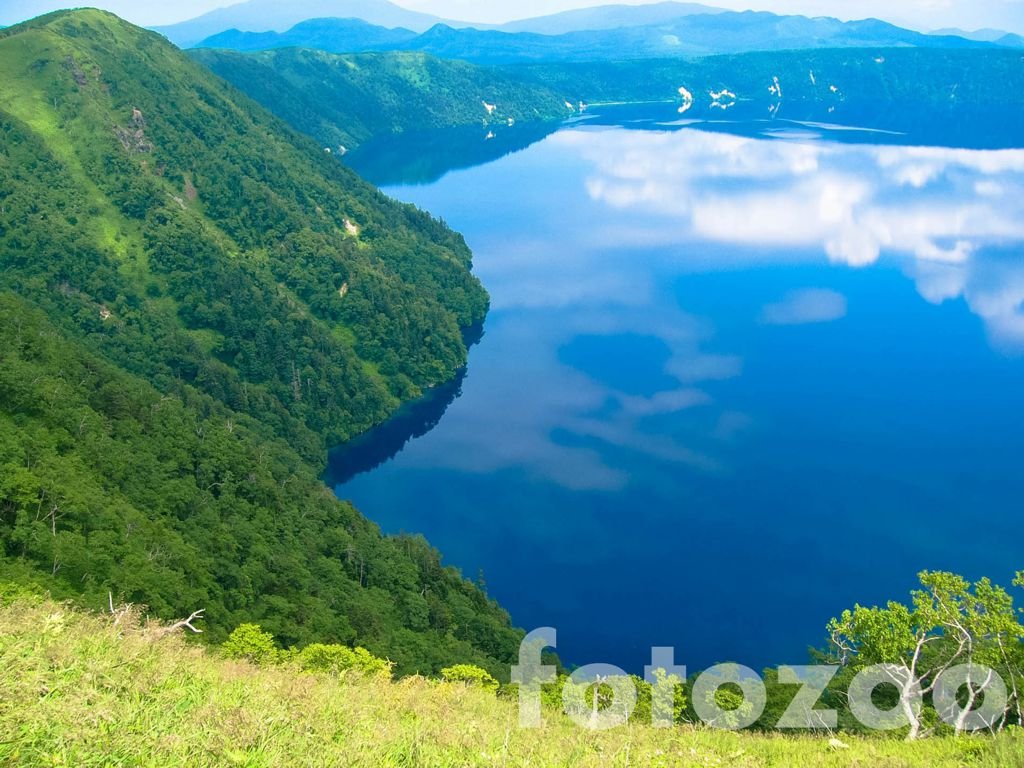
[330,105,1024,673]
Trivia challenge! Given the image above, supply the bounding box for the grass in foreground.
[1,596,1022,767]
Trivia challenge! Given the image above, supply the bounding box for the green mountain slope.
[190,47,569,150]
[0,10,520,677]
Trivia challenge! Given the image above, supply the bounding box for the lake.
[329,104,1024,674]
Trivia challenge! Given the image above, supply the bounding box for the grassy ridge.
[2,594,1022,767]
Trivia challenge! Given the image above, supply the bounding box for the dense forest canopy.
[0,9,527,678]
[515,48,1024,113]
[191,47,568,150]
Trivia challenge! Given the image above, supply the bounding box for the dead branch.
[156,609,205,639]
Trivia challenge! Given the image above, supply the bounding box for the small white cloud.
[761,289,848,326]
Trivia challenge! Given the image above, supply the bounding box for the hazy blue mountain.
[153,0,452,48]
[996,32,1024,47]
[195,11,987,63]
[495,2,726,34]
[929,27,1013,42]
[199,18,418,53]
[192,19,555,57]
[414,14,988,63]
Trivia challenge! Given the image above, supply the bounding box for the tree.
[1006,572,1024,726]
[827,571,1024,740]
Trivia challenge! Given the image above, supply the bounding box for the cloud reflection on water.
[388,302,738,491]
[340,123,1024,672]
[761,288,848,325]
[374,126,1024,492]
[561,128,1024,347]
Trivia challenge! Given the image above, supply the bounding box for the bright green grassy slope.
[0,10,523,677]
[190,47,570,150]
[3,594,1022,768]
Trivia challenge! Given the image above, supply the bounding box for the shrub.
[298,643,392,677]
[0,581,45,607]
[440,664,500,692]
[221,623,279,664]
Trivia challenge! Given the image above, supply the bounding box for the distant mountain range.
[494,2,725,34]
[200,17,419,53]
[158,0,1019,59]
[153,0,457,48]
[192,11,993,64]
[156,1,729,47]
[930,27,1024,47]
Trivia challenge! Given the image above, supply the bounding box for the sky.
[2,0,1023,33]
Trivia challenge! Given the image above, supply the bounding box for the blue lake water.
[330,105,1024,673]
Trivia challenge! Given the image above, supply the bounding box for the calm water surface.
[330,106,1024,672]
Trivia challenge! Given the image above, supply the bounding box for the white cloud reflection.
[388,302,738,491]
[560,128,1024,347]
[762,288,848,325]
[377,125,1023,491]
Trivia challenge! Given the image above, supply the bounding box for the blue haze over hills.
[153,0,1018,60]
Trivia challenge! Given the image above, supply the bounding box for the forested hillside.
[518,47,1024,109]
[191,47,568,150]
[0,9,523,677]
[522,47,1024,145]
[188,47,1024,162]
